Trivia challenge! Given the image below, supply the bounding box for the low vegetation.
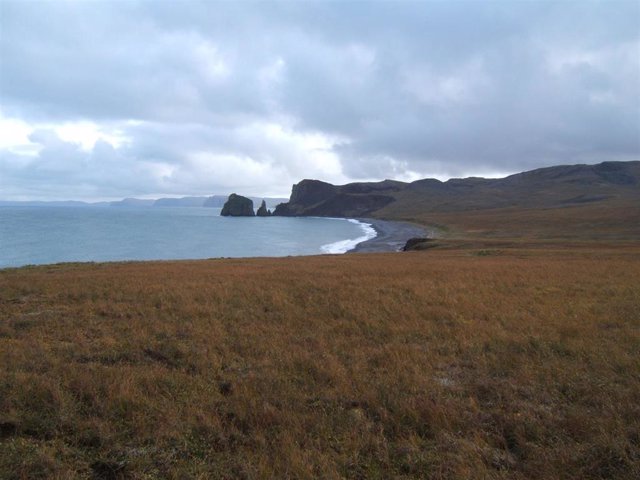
[1,246,639,478]
[378,197,640,241]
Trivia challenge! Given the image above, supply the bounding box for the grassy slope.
[375,162,640,241]
[1,248,639,479]
[377,197,640,241]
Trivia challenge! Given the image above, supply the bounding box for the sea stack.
[220,194,255,216]
[256,200,271,217]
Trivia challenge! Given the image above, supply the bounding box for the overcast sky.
[1,0,639,200]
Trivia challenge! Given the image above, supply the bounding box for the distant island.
[220,194,256,217]
[219,195,273,217]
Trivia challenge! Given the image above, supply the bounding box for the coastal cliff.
[272,161,640,239]
[273,179,400,217]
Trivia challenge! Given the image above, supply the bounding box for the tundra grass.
[1,247,639,479]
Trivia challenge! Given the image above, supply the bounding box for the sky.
[1,0,639,201]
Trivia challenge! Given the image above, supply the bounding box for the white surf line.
[320,218,377,254]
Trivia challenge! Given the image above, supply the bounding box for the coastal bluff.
[271,162,640,238]
[273,179,399,217]
[221,194,255,216]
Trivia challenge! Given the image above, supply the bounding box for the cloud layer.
[1,0,638,200]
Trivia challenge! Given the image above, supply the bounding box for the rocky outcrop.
[221,194,255,216]
[256,200,271,217]
[289,180,338,207]
[402,238,436,251]
[273,179,397,217]
[205,195,288,208]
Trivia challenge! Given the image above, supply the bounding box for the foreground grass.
[1,248,639,479]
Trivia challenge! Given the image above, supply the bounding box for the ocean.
[0,206,376,269]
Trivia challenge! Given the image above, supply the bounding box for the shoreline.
[349,218,432,253]
[0,216,432,270]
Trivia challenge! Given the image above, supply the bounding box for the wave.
[320,219,377,254]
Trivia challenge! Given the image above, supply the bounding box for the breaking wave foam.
[320,219,377,254]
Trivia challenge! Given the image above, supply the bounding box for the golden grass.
[377,197,640,242]
[1,247,639,479]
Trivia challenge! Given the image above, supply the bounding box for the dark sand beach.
[351,218,433,253]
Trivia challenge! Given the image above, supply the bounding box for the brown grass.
[377,197,640,242]
[1,247,639,479]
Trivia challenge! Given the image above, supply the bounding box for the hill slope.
[273,161,640,240]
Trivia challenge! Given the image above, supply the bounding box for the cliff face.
[221,194,255,216]
[273,179,400,217]
[289,180,338,207]
[272,161,640,219]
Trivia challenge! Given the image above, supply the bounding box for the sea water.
[0,206,376,268]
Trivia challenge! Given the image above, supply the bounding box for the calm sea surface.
[0,206,375,269]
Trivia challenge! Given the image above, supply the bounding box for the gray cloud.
[1,0,638,200]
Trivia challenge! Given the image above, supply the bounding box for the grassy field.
[377,197,640,242]
[1,246,639,479]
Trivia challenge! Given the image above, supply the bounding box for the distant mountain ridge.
[274,161,640,224]
[0,200,112,207]
[112,196,286,209]
[1,195,287,209]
